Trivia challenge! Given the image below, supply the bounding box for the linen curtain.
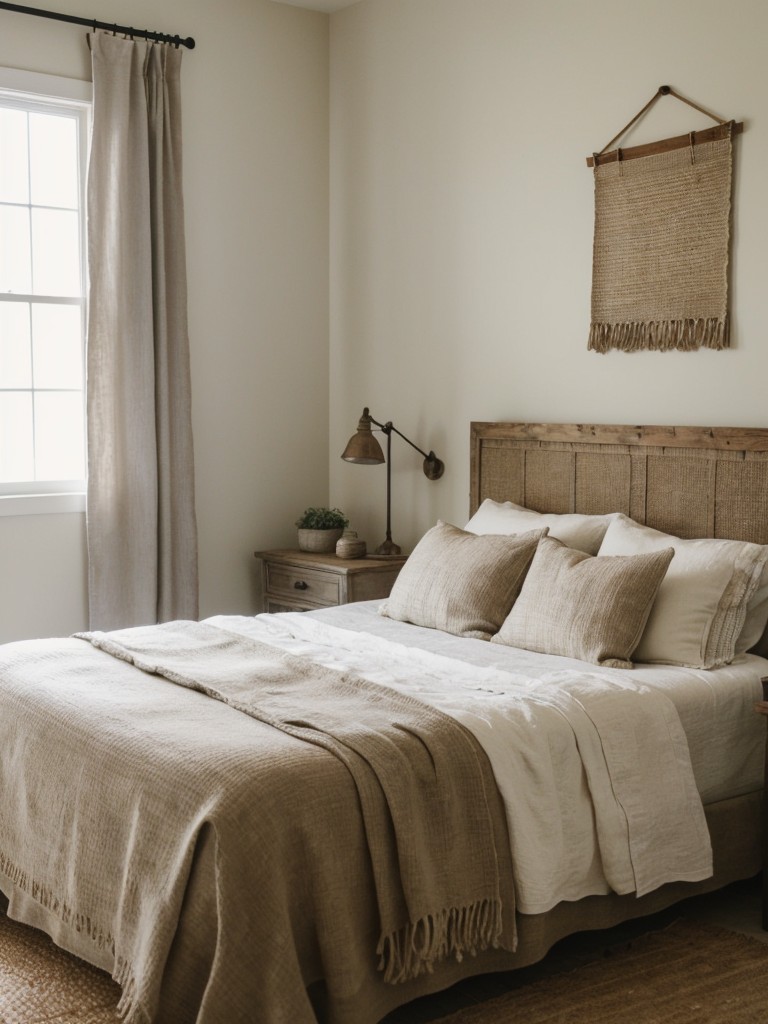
[86,32,198,630]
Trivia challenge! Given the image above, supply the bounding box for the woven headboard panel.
[470,423,768,545]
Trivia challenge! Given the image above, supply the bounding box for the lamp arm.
[387,423,432,461]
[365,410,431,461]
[363,407,444,482]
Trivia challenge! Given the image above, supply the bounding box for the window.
[0,69,91,510]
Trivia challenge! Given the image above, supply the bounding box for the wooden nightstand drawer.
[255,549,407,614]
[265,562,341,608]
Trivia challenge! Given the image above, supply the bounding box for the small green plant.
[295,506,349,530]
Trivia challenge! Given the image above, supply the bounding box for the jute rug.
[431,919,768,1024]
[2,910,768,1023]
[0,909,120,1024]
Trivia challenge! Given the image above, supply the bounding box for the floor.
[1,874,764,1023]
[382,874,767,1023]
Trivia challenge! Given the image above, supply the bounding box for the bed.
[1,420,767,1024]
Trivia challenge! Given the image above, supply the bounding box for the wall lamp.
[340,407,444,556]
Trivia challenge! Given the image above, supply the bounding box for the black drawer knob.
[294,580,309,590]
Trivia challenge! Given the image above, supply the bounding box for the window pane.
[30,112,78,209]
[0,107,29,204]
[0,205,32,293]
[31,208,80,296]
[32,304,83,389]
[34,391,85,480]
[0,392,34,481]
[0,76,89,492]
[0,302,32,387]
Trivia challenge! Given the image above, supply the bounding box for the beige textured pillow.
[465,499,617,555]
[380,520,546,639]
[598,515,768,669]
[492,536,674,668]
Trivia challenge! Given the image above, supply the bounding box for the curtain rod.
[0,1,195,48]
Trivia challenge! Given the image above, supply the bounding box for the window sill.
[0,493,86,517]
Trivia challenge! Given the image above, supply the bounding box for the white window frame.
[0,68,92,517]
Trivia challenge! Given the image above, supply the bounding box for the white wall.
[0,0,329,641]
[4,0,767,639]
[329,0,768,554]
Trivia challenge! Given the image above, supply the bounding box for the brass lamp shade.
[340,411,385,465]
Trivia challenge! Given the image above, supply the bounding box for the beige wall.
[329,0,768,554]
[4,0,767,639]
[0,0,329,641]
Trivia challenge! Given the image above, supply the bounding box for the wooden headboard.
[470,422,768,545]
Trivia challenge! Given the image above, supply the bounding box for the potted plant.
[295,506,350,553]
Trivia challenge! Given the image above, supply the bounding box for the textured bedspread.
[78,620,516,989]
[0,612,715,1023]
[0,622,515,1024]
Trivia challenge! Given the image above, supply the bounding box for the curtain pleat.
[86,32,198,630]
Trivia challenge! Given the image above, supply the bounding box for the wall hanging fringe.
[586,86,743,354]
[0,0,195,48]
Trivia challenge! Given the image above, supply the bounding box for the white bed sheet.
[298,600,767,805]
[205,601,762,914]
[210,601,765,805]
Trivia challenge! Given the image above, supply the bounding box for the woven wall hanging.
[587,86,743,353]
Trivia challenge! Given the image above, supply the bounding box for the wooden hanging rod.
[586,120,743,168]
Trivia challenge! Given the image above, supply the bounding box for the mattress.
[211,601,767,807]
[205,603,765,914]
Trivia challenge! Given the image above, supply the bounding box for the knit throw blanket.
[589,135,733,353]
[76,620,515,991]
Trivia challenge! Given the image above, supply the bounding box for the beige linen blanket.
[0,621,516,1024]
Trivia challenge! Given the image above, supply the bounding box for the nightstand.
[254,549,407,614]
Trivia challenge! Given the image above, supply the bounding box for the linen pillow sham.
[380,520,546,640]
[491,535,673,668]
[598,515,768,669]
[465,498,617,555]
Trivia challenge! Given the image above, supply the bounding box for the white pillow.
[465,499,617,555]
[598,515,768,669]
